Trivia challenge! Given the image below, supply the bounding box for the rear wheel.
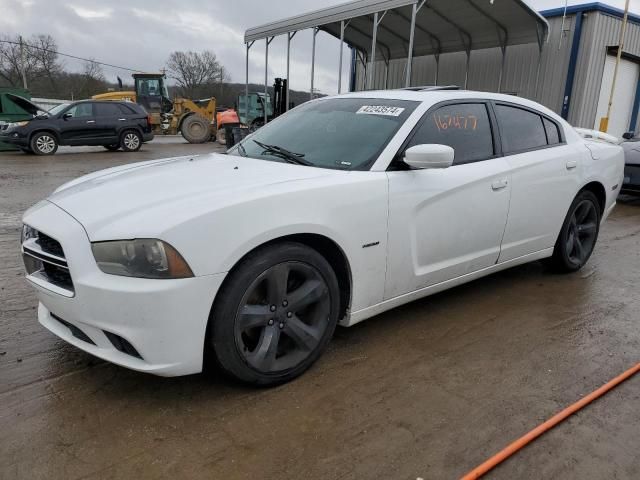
[181,115,210,143]
[103,144,120,151]
[209,242,340,386]
[30,132,58,156]
[550,190,601,272]
[120,130,142,152]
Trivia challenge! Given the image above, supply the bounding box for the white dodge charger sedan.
[21,88,624,385]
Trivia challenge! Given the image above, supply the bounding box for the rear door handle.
[566,160,578,170]
[491,178,509,191]
[118,118,127,121]
[86,120,95,124]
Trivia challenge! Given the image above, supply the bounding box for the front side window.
[495,104,547,153]
[65,103,93,118]
[405,103,495,165]
[229,98,418,170]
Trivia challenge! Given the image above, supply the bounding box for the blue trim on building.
[540,2,640,25]
[560,12,585,120]
[630,78,640,133]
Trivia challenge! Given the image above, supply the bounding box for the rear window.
[543,117,561,145]
[95,102,123,117]
[495,104,547,153]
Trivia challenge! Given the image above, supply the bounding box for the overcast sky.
[1,0,637,96]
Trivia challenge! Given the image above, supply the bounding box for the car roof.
[336,89,562,122]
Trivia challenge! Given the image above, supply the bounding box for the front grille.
[37,232,65,257]
[22,227,74,294]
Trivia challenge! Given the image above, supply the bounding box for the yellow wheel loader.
[93,73,216,143]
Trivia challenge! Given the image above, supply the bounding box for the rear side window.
[117,103,137,114]
[495,104,547,153]
[95,102,123,117]
[406,103,494,165]
[543,117,561,145]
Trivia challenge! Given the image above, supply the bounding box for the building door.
[594,54,639,137]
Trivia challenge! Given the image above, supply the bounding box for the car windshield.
[48,103,70,116]
[228,98,418,170]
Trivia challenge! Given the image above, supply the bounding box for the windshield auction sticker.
[356,105,405,116]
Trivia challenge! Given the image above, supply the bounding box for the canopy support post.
[435,53,440,85]
[498,45,507,92]
[406,3,417,87]
[310,27,318,100]
[464,48,471,89]
[245,41,254,125]
[338,21,346,93]
[369,12,379,89]
[265,36,273,125]
[286,32,296,111]
[534,25,544,99]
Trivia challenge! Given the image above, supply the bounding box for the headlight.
[91,239,194,279]
[21,224,38,243]
[8,121,29,128]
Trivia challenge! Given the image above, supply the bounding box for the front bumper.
[0,129,29,147]
[22,200,226,376]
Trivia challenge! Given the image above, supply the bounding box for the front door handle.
[118,118,127,121]
[491,178,509,191]
[86,120,96,124]
[566,160,578,170]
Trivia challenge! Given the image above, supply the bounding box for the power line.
[0,38,141,72]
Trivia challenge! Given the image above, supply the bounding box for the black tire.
[209,242,340,386]
[103,144,120,151]
[120,130,142,152]
[29,132,58,156]
[550,190,601,272]
[181,115,210,143]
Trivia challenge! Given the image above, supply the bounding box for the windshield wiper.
[252,140,311,166]
[236,141,247,157]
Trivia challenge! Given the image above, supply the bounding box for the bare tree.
[166,50,226,98]
[0,34,61,89]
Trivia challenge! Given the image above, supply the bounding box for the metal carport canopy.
[243,0,548,116]
[245,0,548,59]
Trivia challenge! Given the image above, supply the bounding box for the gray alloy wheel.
[30,132,58,156]
[120,131,142,152]
[551,190,601,272]
[209,242,340,386]
[234,261,331,373]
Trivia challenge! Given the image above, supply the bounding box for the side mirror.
[403,144,454,169]
[62,112,73,120]
[622,131,635,140]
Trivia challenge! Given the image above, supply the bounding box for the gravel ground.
[1,138,639,479]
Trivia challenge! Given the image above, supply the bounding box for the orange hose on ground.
[460,362,640,480]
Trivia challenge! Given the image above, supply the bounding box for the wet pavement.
[1,139,639,479]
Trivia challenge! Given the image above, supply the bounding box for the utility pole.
[600,0,630,133]
[19,35,28,89]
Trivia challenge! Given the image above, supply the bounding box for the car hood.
[47,153,341,239]
[6,93,47,116]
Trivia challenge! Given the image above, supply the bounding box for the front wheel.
[30,132,58,155]
[120,130,142,152]
[209,242,340,386]
[550,190,601,272]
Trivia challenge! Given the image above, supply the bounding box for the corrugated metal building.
[353,2,640,137]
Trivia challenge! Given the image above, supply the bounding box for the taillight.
[147,115,152,127]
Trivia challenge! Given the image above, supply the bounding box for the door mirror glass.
[622,131,635,140]
[62,112,73,120]
[403,144,454,169]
